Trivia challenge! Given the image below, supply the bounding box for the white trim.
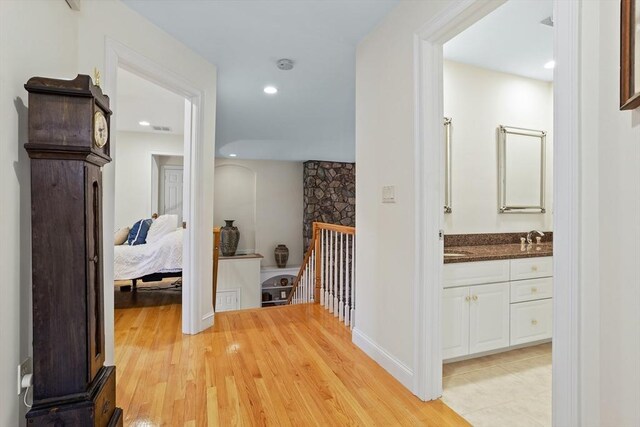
[412,0,505,402]
[552,1,581,425]
[352,328,414,390]
[104,38,211,338]
[413,1,581,424]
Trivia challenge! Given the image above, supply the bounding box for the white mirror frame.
[498,125,546,213]
[444,117,452,214]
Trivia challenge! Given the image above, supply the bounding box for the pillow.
[146,214,179,244]
[114,227,130,246]
[127,219,153,246]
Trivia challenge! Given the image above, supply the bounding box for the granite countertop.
[444,243,553,264]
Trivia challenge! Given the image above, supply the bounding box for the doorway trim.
[104,38,212,345]
[412,1,581,425]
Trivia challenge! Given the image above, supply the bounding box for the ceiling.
[116,68,185,135]
[444,0,554,82]
[121,0,399,162]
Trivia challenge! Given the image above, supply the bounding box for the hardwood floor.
[115,303,469,426]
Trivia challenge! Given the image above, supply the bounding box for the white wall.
[355,0,450,386]
[356,0,639,424]
[580,2,640,425]
[115,131,183,228]
[0,2,78,424]
[215,159,304,267]
[443,60,553,233]
[0,1,216,425]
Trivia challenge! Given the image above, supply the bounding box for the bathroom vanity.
[442,234,553,361]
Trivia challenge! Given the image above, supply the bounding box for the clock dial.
[93,110,108,148]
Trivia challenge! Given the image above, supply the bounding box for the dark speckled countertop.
[443,232,553,264]
[444,243,553,264]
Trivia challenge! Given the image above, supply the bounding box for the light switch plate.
[382,185,396,203]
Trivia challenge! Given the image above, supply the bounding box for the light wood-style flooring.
[115,302,469,426]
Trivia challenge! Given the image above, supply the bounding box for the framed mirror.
[444,117,452,214]
[498,125,546,213]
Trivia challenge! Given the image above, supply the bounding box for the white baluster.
[350,234,355,329]
[319,231,324,305]
[344,234,351,326]
[320,230,325,306]
[335,232,344,320]
[333,232,340,316]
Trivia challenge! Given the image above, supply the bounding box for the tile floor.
[442,343,551,427]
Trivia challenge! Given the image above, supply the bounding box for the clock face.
[93,110,109,149]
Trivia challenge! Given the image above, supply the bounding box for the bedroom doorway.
[112,66,187,311]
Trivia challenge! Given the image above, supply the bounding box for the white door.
[469,282,510,354]
[163,166,183,224]
[442,286,470,360]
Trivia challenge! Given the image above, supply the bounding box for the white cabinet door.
[442,287,470,359]
[469,282,510,354]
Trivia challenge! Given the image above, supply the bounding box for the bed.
[114,226,183,291]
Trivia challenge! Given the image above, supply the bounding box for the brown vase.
[220,220,240,256]
[274,244,289,268]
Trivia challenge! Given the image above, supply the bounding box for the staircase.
[288,222,356,328]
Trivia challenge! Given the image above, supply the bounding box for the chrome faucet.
[526,230,545,244]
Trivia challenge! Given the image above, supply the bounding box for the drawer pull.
[531,287,538,293]
[531,319,538,325]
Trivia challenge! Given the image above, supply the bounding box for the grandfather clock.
[24,75,123,426]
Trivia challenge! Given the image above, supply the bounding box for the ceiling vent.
[277,58,294,71]
[152,125,172,132]
[540,16,554,27]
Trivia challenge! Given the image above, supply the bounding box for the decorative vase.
[274,244,289,268]
[220,220,240,256]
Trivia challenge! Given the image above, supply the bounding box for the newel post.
[314,223,321,302]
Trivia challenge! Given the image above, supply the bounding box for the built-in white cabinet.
[443,287,470,359]
[443,256,552,361]
[469,283,511,354]
[443,282,510,359]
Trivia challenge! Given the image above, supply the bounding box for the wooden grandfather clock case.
[24,75,123,426]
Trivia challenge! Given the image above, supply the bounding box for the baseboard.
[201,310,214,330]
[352,328,413,391]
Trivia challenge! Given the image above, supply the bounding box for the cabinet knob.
[531,265,538,272]
[531,319,538,325]
[531,287,538,293]
[472,295,478,301]
[465,296,470,302]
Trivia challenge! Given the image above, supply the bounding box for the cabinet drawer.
[443,260,510,288]
[510,257,553,280]
[510,299,552,346]
[510,277,553,303]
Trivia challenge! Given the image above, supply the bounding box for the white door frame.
[413,1,581,425]
[104,38,210,342]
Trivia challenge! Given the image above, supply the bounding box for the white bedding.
[113,228,183,281]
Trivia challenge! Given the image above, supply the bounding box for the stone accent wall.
[303,161,355,249]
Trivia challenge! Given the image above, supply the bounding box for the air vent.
[277,58,294,71]
[152,125,172,132]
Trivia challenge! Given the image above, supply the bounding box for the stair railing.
[288,222,356,328]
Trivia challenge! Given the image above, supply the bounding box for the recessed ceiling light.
[139,120,150,126]
[544,60,555,69]
[263,86,278,95]
[229,153,237,157]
